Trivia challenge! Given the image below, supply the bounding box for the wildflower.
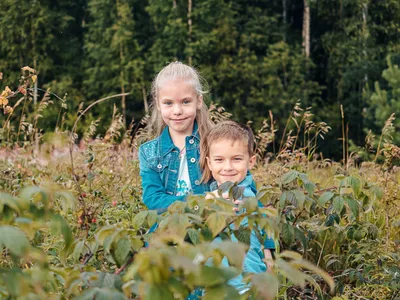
[4,106,13,115]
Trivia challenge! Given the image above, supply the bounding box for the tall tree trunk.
[283,0,287,41]
[188,0,192,65]
[173,0,176,9]
[120,44,126,127]
[302,0,310,58]
[142,86,148,114]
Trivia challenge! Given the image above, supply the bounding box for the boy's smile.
[207,139,256,186]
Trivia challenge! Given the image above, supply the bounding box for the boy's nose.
[223,160,233,170]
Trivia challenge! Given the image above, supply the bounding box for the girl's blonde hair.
[200,120,256,183]
[148,61,213,138]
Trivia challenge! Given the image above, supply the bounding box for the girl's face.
[157,79,202,137]
[206,139,256,186]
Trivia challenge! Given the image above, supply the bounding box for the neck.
[169,126,193,150]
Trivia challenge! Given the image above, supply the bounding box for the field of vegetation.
[0,69,399,299]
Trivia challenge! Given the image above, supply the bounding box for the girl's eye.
[163,101,172,106]
[183,100,192,105]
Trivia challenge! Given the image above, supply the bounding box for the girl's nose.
[173,104,183,115]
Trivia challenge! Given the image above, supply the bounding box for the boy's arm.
[264,249,274,272]
[139,147,185,213]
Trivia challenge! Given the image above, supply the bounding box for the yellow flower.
[0,96,8,106]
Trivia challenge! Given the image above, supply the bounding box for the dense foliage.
[1,70,399,299]
[1,0,399,158]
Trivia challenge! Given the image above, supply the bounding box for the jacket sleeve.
[139,146,185,213]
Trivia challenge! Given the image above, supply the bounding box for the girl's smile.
[157,79,202,138]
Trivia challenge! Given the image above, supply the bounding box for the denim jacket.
[139,122,210,213]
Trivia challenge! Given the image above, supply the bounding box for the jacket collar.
[159,121,200,156]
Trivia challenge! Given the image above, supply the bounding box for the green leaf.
[195,266,240,287]
[347,176,361,197]
[143,284,174,300]
[112,238,131,267]
[72,239,85,263]
[0,226,30,257]
[234,226,251,246]
[219,181,235,194]
[187,228,201,245]
[147,210,157,228]
[346,198,359,219]
[75,287,126,300]
[294,228,308,251]
[318,191,334,207]
[55,190,77,212]
[51,214,73,252]
[275,259,306,287]
[252,272,279,299]
[19,186,49,208]
[132,211,148,229]
[282,223,295,245]
[206,212,227,238]
[281,170,299,185]
[291,259,335,293]
[242,196,258,213]
[0,192,20,214]
[218,241,247,268]
[369,184,383,201]
[333,196,344,214]
[291,190,306,209]
[304,181,316,197]
[279,191,287,208]
[204,285,241,300]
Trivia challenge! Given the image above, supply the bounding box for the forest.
[0,0,399,299]
[1,0,399,157]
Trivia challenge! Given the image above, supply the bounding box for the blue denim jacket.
[139,122,210,213]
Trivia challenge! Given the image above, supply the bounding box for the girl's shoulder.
[138,136,160,158]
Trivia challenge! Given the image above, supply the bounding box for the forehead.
[209,138,249,155]
[157,78,197,98]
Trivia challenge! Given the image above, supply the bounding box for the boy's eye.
[233,157,243,161]
[213,158,223,162]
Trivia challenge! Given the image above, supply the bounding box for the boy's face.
[206,139,256,186]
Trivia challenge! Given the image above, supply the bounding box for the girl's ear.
[197,95,203,109]
[156,99,161,111]
[206,156,212,170]
[249,155,256,169]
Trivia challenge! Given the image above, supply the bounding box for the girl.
[139,62,213,213]
[200,120,275,294]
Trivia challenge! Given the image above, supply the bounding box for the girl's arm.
[139,148,185,213]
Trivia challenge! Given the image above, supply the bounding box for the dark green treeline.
[1,0,399,158]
